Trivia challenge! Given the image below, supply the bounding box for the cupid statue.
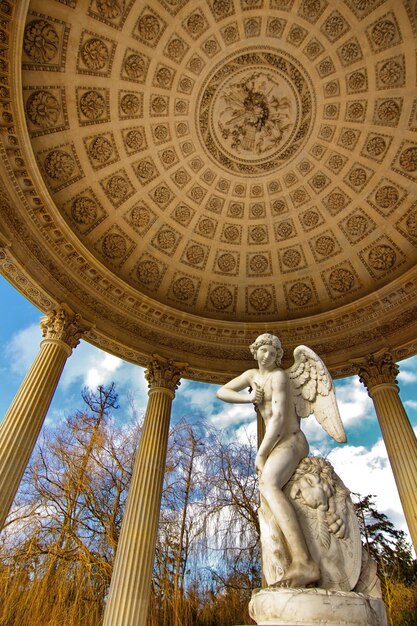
[216,333,346,589]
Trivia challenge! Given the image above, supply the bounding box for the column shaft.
[103,389,172,626]
[369,384,417,550]
[0,306,86,530]
[358,353,417,552]
[103,355,186,626]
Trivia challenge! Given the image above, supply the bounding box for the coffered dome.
[1,0,417,381]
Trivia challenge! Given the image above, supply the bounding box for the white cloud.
[334,377,374,427]
[60,339,147,398]
[398,370,417,383]
[405,400,417,410]
[4,324,148,411]
[61,340,120,390]
[208,401,256,431]
[300,414,330,446]
[235,419,257,445]
[85,352,123,389]
[397,354,417,384]
[327,438,410,540]
[5,323,42,375]
[180,380,220,416]
[44,406,68,428]
[181,379,258,434]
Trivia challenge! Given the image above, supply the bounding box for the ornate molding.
[0,251,55,312]
[0,233,11,253]
[145,354,188,393]
[356,352,399,392]
[40,304,91,351]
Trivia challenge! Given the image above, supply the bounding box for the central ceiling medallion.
[215,69,294,158]
[197,47,315,177]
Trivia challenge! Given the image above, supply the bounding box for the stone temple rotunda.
[0,0,417,623]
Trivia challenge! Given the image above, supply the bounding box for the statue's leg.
[259,432,319,588]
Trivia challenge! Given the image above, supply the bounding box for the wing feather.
[285,345,346,443]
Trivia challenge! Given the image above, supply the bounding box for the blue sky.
[1,274,417,546]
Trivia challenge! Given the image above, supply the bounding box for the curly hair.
[249,333,283,366]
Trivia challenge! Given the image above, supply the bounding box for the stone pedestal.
[249,587,387,626]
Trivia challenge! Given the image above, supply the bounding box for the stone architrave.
[103,355,187,626]
[357,352,417,551]
[0,305,88,529]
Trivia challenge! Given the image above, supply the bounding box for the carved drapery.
[103,356,187,626]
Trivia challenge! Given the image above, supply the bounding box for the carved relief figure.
[218,72,293,155]
[216,333,347,588]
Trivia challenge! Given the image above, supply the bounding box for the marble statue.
[216,333,387,626]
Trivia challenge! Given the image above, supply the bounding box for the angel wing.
[285,345,346,443]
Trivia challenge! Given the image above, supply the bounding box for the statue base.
[249,587,387,626]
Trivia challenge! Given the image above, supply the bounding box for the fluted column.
[357,352,417,550]
[103,355,187,626]
[0,305,88,529]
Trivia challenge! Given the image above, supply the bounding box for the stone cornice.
[2,225,417,381]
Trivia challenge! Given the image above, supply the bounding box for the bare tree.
[152,420,207,626]
[0,385,140,626]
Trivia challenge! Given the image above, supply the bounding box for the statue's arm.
[255,371,287,474]
[216,370,258,404]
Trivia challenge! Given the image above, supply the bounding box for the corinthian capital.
[357,352,399,392]
[40,305,90,350]
[145,354,188,393]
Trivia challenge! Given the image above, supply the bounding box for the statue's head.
[249,333,283,366]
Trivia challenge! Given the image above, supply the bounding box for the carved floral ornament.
[44,150,75,182]
[79,90,106,121]
[26,90,60,128]
[1,0,416,377]
[357,352,400,392]
[71,196,98,225]
[95,0,123,20]
[145,355,188,393]
[216,70,293,157]
[39,306,90,351]
[23,19,59,64]
[198,48,315,175]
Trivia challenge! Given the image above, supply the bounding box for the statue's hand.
[249,382,264,405]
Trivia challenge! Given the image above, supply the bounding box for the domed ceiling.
[1,0,417,381]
